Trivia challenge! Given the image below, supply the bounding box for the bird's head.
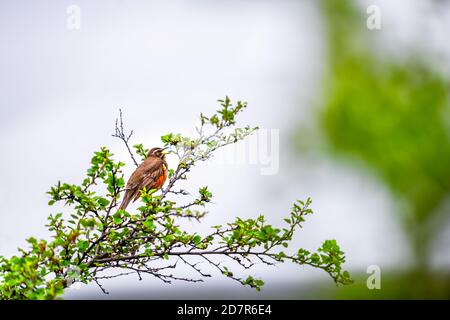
[147,147,170,160]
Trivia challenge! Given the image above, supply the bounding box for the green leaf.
[77,240,89,253]
[143,217,155,230]
[97,197,110,207]
[192,235,202,245]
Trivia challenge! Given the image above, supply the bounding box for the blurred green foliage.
[318,0,450,268]
[298,0,450,298]
[308,271,450,300]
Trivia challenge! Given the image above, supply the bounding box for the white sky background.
[0,0,449,299]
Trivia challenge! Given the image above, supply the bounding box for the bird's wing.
[125,158,162,191]
[131,162,166,202]
[120,158,165,210]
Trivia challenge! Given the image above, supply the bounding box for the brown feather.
[119,155,168,210]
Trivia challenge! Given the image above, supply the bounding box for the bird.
[119,147,169,210]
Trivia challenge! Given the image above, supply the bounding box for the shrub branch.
[0,97,352,299]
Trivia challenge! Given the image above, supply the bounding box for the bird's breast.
[155,164,168,189]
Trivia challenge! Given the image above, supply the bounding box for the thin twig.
[112,109,139,167]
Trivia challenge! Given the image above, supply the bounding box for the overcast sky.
[0,0,449,299]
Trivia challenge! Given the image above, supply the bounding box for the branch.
[0,97,352,300]
[112,108,139,167]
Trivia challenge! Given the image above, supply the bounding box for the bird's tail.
[119,192,132,211]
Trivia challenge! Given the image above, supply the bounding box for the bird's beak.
[161,147,170,154]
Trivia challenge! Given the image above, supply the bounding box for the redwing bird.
[119,147,169,210]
